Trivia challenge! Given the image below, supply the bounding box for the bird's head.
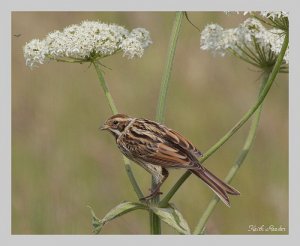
[101,114,133,138]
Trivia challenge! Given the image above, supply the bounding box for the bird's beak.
[100,124,109,130]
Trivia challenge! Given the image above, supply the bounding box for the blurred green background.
[12,12,288,234]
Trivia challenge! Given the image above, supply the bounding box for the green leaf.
[150,204,191,234]
[88,202,148,234]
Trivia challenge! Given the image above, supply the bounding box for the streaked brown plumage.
[101,114,240,207]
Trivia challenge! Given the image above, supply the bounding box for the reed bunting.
[101,114,240,207]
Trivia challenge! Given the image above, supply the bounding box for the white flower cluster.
[242,11,288,19]
[200,18,289,64]
[259,11,288,20]
[23,21,152,68]
[120,28,152,59]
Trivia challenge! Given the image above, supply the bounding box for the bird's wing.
[164,128,203,158]
[147,142,201,169]
[120,120,202,169]
[137,118,203,158]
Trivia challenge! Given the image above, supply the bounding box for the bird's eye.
[113,120,118,125]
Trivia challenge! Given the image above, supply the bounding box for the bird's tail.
[190,167,240,207]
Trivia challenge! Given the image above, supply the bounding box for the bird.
[101,113,240,207]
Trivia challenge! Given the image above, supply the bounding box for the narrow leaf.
[150,204,191,234]
[88,202,148,234]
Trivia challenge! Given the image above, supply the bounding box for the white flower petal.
[23,21,152,68]
[200,17,289,64]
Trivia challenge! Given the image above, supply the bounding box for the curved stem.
[193,72,266,235]
[150,11,184,234]
[160,33,289,207]
[93,62,144,200]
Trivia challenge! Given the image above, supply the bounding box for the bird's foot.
[139,188,163,202]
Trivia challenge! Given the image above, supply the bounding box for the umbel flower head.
[23,20,152,68]
[200,12,289,71]
[256,11,288,32]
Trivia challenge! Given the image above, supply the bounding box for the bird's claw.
[139,189,163,201]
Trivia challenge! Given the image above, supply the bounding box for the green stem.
[149,213,161,235]
[228,48,261,68]
[160,33,289,207]
[193,72,267,235]
[149,11,184,235]
[93,62,144,200]
[93,62,118,114]
[203,33,288,160]
[156,11,184,123]
[122,155,144,199]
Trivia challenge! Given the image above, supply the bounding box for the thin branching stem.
[236,44,261,64]
[149,11,184,234]
[228,48,260,68]
[159,33,288,208]
[194,71,267,234]
[156,12,184,123]
[253,15,278,29]
[243,43,262,64]
[93,62,144,200]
